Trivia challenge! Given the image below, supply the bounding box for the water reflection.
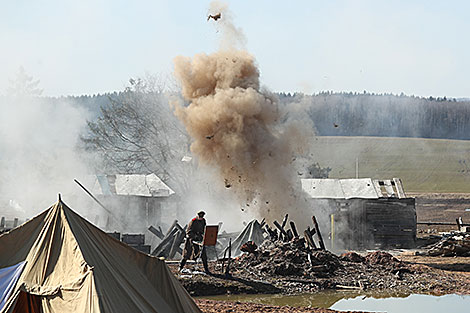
[331,293,470,313]
[203,291,470,312]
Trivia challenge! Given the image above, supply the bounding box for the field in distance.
[311,136,470,193]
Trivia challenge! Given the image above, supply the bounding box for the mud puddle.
[202,291,470,312]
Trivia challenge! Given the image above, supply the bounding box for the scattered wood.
[336,284,362,290]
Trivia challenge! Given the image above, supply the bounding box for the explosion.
[173,2,312,220]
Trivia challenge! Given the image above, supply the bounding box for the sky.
[1,0,469,98]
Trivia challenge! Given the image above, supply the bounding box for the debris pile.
[365,251,401,265]
[233,239,341,278]
[340,251,365,263]
[427,232,470,257]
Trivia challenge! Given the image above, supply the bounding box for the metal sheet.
[91,174,175,197]
[302,178,380,199]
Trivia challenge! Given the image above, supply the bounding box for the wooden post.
[312,216,326,250]
[289,221,299,238]
[1,217,5,228]
[225,238,232,277]
[457,217,463,231]
[331,214,335,250]
[13,218,18,228]
[281,214,289,229]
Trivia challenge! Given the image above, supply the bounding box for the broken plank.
[312,216,325,250]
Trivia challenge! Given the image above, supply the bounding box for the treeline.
[280,92,470,140]
[12,91,470,141]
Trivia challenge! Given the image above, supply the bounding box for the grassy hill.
[311,136,470,193]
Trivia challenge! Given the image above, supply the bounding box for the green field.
[311,136,470,193]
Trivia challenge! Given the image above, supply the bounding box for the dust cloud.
[0,91,96,220]
[172,1,314,222]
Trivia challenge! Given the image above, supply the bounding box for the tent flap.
[0,262,26,311]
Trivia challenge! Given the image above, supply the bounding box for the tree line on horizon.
[4,86,470,141]
[50,90,470,141]
[278,92,470,140]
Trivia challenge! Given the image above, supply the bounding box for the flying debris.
[207,13,221,21]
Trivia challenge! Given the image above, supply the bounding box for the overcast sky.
[1,0,469,97]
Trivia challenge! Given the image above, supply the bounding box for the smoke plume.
[173,1,313,221]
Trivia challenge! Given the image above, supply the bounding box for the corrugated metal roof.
[92,174,175,197]
[301,178,406,199]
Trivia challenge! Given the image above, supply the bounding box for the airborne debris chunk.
[207,13,221,21]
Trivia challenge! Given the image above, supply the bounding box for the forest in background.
[27,91,470,141]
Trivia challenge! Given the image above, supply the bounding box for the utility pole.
[355,157,359,179]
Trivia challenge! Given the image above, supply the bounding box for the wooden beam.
[165,220,178,236]
[281,214,289,229]
[148,225,164,240]
[151,227,178,256]
[312,216,325,250]
[273,220,288,239]
[289,221,299,238]
[304,227,317,250]
[169,225,187,259]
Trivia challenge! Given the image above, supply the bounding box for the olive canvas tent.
[0,199,201,313]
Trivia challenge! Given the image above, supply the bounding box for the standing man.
[179,210,210,274]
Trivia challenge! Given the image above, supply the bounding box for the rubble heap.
[427,233,470,257]
[232,239,339,278]
[234,239,341,276]
[365,251,401,265]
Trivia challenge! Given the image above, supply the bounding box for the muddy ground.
[178,193,470,312]
[194,299,359,313]
[171,249,470,297]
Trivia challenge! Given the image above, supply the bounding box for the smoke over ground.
[173,2,314,222]
[0,94,95,219]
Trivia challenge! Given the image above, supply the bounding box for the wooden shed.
[86,173,178,233]
[302,178,416,249]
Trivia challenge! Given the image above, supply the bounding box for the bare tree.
[82,76,193,193]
